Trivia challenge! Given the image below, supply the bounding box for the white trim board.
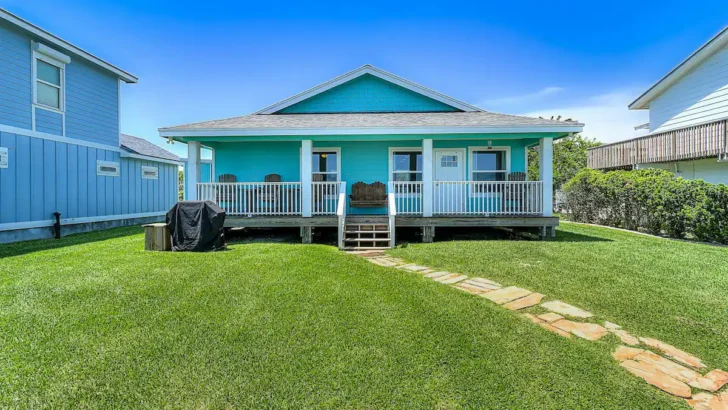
[121,152,184,165]
[160,125,582,138]
[0,124,122,152]
[0,211,167,232]
[0,8,138,83]
[254,65,484,114]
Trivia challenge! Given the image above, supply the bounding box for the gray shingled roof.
[160,112,583,131]
[120,134,180,161]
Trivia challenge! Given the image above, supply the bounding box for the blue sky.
[5,0,728,156]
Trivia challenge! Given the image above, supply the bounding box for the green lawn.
[0,226,707,409]
[391,222,728,372]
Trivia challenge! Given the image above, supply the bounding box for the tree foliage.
[528,134,602,190]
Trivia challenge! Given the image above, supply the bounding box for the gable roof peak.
[254,65,484,114]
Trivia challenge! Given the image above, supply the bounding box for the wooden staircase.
[343,216,391,250]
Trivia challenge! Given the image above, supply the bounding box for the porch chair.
[349,182,387,208]
[259,174,282,213]
[502,172,528,214]
[216,174,237,203]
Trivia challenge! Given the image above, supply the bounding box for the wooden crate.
[143,223,171,251]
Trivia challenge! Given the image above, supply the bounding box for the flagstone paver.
[689,369,728,392]
[612,346,644,362]
[359,253,724,402]
[503,293,544,310]
[620,359,693,398]
[639,337,707,369]
[537,313,563,323]
[686,392,728,410]
[551,320,607,341]
[540,300,593,318]
[481,286,532,305]
[435,274,468,285]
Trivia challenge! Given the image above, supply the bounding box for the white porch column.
[539,137,554,216]
[422,139,433,217]
[301,139,313,217]
[186,141,201,200]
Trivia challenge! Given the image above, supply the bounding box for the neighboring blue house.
[160,65,583,249]
[0,9,180,243]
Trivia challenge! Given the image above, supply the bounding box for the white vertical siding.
[649,46,728,132]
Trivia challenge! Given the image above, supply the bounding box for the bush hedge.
[562,168,728,244]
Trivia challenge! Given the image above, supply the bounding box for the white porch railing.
[391,181,424,215]
[197,182,302,216]
[312,181,341,216]
[336,182,347,249]
[433,181,543,216]
[390,181,544,216]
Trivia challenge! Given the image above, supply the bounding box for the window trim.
[468,146,511,197]
[141,165,159,180]
[389,147,423,197]
[97,160,120,177]
[310,147,341,182]
[32,50,66,113]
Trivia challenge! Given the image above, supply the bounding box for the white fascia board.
[629,26,728,110]
[0,123,122,152]
[120,152,184,165]
[160,124,583,138]
[0,8,138,83]
[254,65,484,114]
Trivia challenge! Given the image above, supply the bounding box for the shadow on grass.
[0,226,143,259]
[553,230,612,243]
[394,226,612,244]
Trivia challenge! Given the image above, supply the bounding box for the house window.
[34,56,64,111]
[97,160,120,177]
[440,155,458,168]
[142,166,159,180]
[471,150,507,182]
[392,151,422,182]
[312,151,338,182]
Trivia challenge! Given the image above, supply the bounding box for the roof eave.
[629,26,728,110]
[0,8,138,83]
[159,124,584,139]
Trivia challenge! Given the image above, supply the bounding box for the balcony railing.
[390,181,544,216]
[312,181,341,215]
[588,119,728,169]
[197,182,303,216]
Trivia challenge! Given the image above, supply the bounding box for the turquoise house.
[160,65,583,249]
[0,9,180,243]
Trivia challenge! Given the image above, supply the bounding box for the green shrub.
[562,168,728,244]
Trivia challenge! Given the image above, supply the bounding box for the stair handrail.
[387,181,396,248]
[336,181,347,250]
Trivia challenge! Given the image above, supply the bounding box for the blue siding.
[0,22,120,147]
[0,22,32,129]
[277,74,460,114]
[34,107,63,135]
[65,58,119,146]
[0,131,177,229]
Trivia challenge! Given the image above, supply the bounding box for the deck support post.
[422,139,433,217]
[539,137,553,217]
[422,226,435,243]
[301,140,313,217]
[301,226,312,244]
[187,141,201,200]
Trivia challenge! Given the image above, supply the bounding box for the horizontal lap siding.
[650,47,728,132]
[0,131,178,225]
[0,23,32,129]
[211,141,301,182]
[65,58,119,146]
[34,107,62,135]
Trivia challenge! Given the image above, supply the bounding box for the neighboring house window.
[392,150,422,182]
[471,150,507,182]
[33,55,65,111]
[142,166,159,180]
[312,151,339,182]
[97,160,120,177]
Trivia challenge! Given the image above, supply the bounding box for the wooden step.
[344,230,390,234]
[344,238,391,242]
[345,247,391,251]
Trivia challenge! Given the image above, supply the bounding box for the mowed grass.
[0,227,688,409]
[391,223,728,372]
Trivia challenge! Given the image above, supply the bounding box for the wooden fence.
[587,119,728,170]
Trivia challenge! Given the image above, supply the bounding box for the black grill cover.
[166,201,226,251]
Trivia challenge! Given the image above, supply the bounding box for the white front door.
[434,149,466,214]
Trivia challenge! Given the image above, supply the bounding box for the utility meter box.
[0,147,8,169]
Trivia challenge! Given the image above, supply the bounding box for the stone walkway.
[358,252,728,409]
